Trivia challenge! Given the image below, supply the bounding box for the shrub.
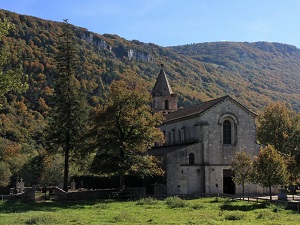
[224,211,244,221]
[190,203,203,209]
[165,196,187,208]
[220,198,232,210]
[136,197,158,205]
[25,213,58,224]
[93,202,109,209]
[113,211,136,223]
[256,210,279,220]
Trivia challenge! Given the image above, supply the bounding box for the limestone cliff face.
[81,32,111,50]
[128,49,153,62]
[81,32,153,62]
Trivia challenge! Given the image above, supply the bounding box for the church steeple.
[152,64,174,97]
[152,64,178,114]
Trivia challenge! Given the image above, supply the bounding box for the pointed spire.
[152,64,173,97]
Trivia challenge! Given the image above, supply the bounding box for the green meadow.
[0,197,299,225]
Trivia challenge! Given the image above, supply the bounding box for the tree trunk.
[242,185,245,200]
[269,186,272,200]
[63,132,70,192]
[119,174,125,191]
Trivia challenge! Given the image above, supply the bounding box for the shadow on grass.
[220,201,268,211]
[0,199,116,213]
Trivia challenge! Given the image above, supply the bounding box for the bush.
[113,211,136,223]
[220,198,232,210]
[25,213,58,224]
[136,197,158,205]
[165,196,187,208]
[190,203,203,209]
[93,202,109,209]
[224,211,244,221]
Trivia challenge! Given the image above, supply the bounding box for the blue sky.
[1,0,300,48]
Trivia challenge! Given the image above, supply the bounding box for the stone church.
[149,64,264,196]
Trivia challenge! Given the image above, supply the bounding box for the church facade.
[149,65,265,196]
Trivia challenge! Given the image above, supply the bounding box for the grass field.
[0,197,299,224]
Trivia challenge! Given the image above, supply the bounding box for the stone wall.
[55,187,146,201]
[159,97,264,195]
[2,187,35,202]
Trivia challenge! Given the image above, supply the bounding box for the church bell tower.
[152,64,178,114]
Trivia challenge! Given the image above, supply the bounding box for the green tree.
[252,145,288,200]
[230,151,253,199]
[286,154,300,193]
[0,19,27,98]
[46,20,88,191]
[0,161,12,186]
[257,102,299,154]
[89,80,164,190]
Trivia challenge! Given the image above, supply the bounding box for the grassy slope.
[0,197,299,224]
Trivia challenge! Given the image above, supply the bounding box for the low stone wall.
[1,187,35,202]
[55,188,113,201]
[124,187,146,198]
[55,187,146,201]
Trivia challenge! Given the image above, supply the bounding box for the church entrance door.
[223,169,235,195]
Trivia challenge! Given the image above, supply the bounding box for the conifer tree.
[46,20,88,191]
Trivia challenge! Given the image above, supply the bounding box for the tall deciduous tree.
[257,102,299,155]
[230,151,253,199]
[252,145,288,200]
[89,80,164,190]
[46,20,88,191]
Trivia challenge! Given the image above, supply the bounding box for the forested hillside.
[170,42,300,110]
[0,8,300,186]
[2,9,300,114]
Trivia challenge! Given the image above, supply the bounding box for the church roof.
[164,95,256,123]
[151,64,174,97]
[149,142,198,156]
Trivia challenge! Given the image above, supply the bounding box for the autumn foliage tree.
[89,80,164,190]
[230,151,253,199]
[252,145,288,200]
[257,102,300,155]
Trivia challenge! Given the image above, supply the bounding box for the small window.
[223,120,232,144]
[165,99,169,109]
[189,153,195,164]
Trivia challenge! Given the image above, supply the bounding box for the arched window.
[189,153,195,165]
[223,120,232,144]
[165,99,169,109]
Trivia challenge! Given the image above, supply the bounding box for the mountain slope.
[1,8,300,185]
[2,9,300,114]
[169,42,300,110]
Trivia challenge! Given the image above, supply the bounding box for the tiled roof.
[151,64,174,97]
[164,95,228,122]
[149,142,198,156]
